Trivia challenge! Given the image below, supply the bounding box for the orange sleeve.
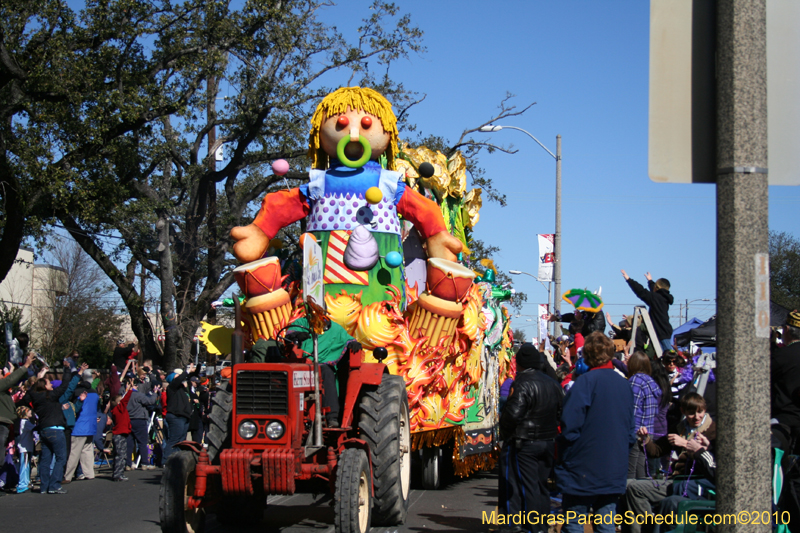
[252,188,311,239]
[396,186,447,239]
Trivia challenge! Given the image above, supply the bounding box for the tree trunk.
[0,159,28,283]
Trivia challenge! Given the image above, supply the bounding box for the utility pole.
[715,1,770,530]
[553,135,562,320]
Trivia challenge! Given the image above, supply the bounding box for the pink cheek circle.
[272,159,290,176]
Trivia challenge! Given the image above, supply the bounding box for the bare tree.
[33,238,123,367]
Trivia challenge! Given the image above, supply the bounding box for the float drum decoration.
[230,87,463,310]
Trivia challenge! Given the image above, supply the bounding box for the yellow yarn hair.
[479,258,497,275]
[308,87,399,170]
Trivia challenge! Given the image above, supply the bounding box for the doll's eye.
[361,116,372,129]
[336,115,349,128]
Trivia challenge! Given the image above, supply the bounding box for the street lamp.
[684,298,712,323]
[480,124,562,321]
[509,269,552,335]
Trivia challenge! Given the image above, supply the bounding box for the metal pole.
[554,135,562,322]
[685,298,689,324]
[548,281,553,336]
[313,332,322,447]
[715,1,770,530]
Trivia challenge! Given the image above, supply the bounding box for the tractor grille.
[235,371,288,415]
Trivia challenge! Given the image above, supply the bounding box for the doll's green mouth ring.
[337,135,371,168]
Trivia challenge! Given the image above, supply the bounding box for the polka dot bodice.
[306,192,401,234]
[305,166,403,235]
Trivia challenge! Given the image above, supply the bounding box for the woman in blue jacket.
[64,382,99,482]
[556,332,636,533]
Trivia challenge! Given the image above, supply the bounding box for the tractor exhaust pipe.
[231,296,244,367]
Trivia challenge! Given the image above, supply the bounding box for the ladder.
[626,306,664,360]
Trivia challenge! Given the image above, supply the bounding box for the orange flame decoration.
[285,281,513,434]
[459,284,486,341]
[405,279,420,307]
[325,290,362,335]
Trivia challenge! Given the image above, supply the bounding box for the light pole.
[509,269,552,335]
[513,315,537,344]
[480,125,562,322]
[685,298,712,323]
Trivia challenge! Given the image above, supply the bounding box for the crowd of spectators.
[495,272,800,533]
[0,340,218,495]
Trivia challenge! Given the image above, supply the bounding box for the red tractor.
[158,320,411,533]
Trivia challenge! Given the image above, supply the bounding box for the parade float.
[214,87,516,484]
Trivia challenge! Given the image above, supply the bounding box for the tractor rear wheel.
[421,446,442,489]
[206,387,231,463]
[357,374,410,525]
[159,449,205,533]
[334,448,372,533]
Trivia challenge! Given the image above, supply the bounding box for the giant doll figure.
[231,87,462,308]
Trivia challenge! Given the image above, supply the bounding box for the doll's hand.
[425,230,462,262]
[230,224,269,263]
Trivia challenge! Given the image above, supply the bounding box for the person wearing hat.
[556,332,635,533]
[498,343,564,533]
[771,310,800,450]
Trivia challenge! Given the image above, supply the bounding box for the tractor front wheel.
[334,448,372,533]
[159,449,205,533]
[357,374,411,525]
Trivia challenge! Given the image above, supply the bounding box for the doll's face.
[319,108,391,163]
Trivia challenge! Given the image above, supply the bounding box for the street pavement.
[0,461,499,533]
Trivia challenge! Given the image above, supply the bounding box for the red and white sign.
[537,234,554,282]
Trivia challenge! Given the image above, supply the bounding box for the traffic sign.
[649,0,800,185]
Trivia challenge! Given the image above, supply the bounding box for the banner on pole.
[537,234,554,282]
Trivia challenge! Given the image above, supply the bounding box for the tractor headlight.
[238,420,257,440]
[265,421,285,440]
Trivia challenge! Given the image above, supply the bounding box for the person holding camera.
[163,364,198,460]
[0,353,35,454]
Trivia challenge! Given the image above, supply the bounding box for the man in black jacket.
[548,309,606,338]
[499,344,564,533]
[162,365,196,460]
[621,270,674,352]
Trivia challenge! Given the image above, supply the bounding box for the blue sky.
[39,2,798,338]
[323,1,799,337]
